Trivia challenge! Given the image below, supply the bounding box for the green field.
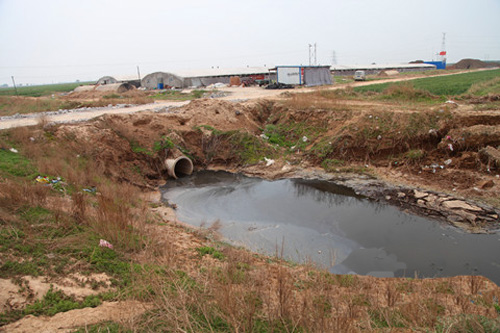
[354,69,500,96]
[0,81,94,97]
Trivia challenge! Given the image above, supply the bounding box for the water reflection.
[291,179,362,207]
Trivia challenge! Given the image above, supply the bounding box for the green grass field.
[0,81,94,97]
[354,69,500,96]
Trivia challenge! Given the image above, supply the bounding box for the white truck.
[354,70,366,81]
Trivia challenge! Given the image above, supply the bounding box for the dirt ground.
[1,72,500,331]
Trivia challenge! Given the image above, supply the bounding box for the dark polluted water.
[161,171,500,284]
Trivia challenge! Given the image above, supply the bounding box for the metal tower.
[440,32,447,62]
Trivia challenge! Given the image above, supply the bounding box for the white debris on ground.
[264,157,275,166]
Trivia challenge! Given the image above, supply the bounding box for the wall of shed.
[304,67,332,86]
[332,66,436,76]
[97,76,118,85]
[95,83,135,93]
[142,73,185,89]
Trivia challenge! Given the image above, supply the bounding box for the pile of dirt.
[377,70,399,77]
[65,88,148,101]
[448,58,499,70]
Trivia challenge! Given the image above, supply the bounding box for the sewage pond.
[162,171,500,284]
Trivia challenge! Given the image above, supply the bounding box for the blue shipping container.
[424,61,446,70]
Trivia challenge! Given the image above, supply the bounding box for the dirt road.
[0,70,480,131]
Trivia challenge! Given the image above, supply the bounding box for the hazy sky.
[1,0,499,85]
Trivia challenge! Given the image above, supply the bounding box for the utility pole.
[331,50,337,65]
[314,43,317,66]
[11,76,18,96]
[136,66,141,81]
[309,43,317,66]
[308,44,312,66]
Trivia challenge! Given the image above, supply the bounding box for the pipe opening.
[166,156,193,179]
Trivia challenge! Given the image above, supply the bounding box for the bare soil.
[1,73,500,331]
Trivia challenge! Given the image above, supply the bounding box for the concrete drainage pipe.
[165,156,194,179]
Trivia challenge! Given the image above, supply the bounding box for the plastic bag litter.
[264,157,275,167]
[9,148,18,153]
[83,187,97,194]
[36,176,50,184]
[99,239,113,249]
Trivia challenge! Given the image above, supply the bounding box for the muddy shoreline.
[202,164,500,234]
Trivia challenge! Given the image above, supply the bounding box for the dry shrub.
[90,182,145,251]
[383,83,434,101]
[282,91,353,111]
[0,180,49,211]
[36,113,50,129]
[71,191,86,223]
[7,126,33,145]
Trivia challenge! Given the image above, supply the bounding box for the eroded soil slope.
[44,96,500,231]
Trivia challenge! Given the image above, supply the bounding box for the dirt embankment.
[47,96,500,233]
[2,95,500,331]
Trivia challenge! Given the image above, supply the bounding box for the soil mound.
[449,58,498,70]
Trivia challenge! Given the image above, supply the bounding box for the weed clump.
[382,83,436,102]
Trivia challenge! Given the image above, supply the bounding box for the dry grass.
[282,90,354,111]
[0,92,150,117]
[2,121,500,332]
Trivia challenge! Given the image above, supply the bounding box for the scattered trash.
[83,187,97,194]
[264,157,275,167]
[36,176,50,184]
[445,100,458,106]
[51,177,62,184]
[448,144,454,151]
[9,148,18,153]
[99,239,113,249]
[207,82,228,89]
[29,137,35,142]
[444,159,452,165]
[35,175,66,192]
[377,135,382,140]
[302,136,308,142]
[265,82,294,90]
[260,134,269,140]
